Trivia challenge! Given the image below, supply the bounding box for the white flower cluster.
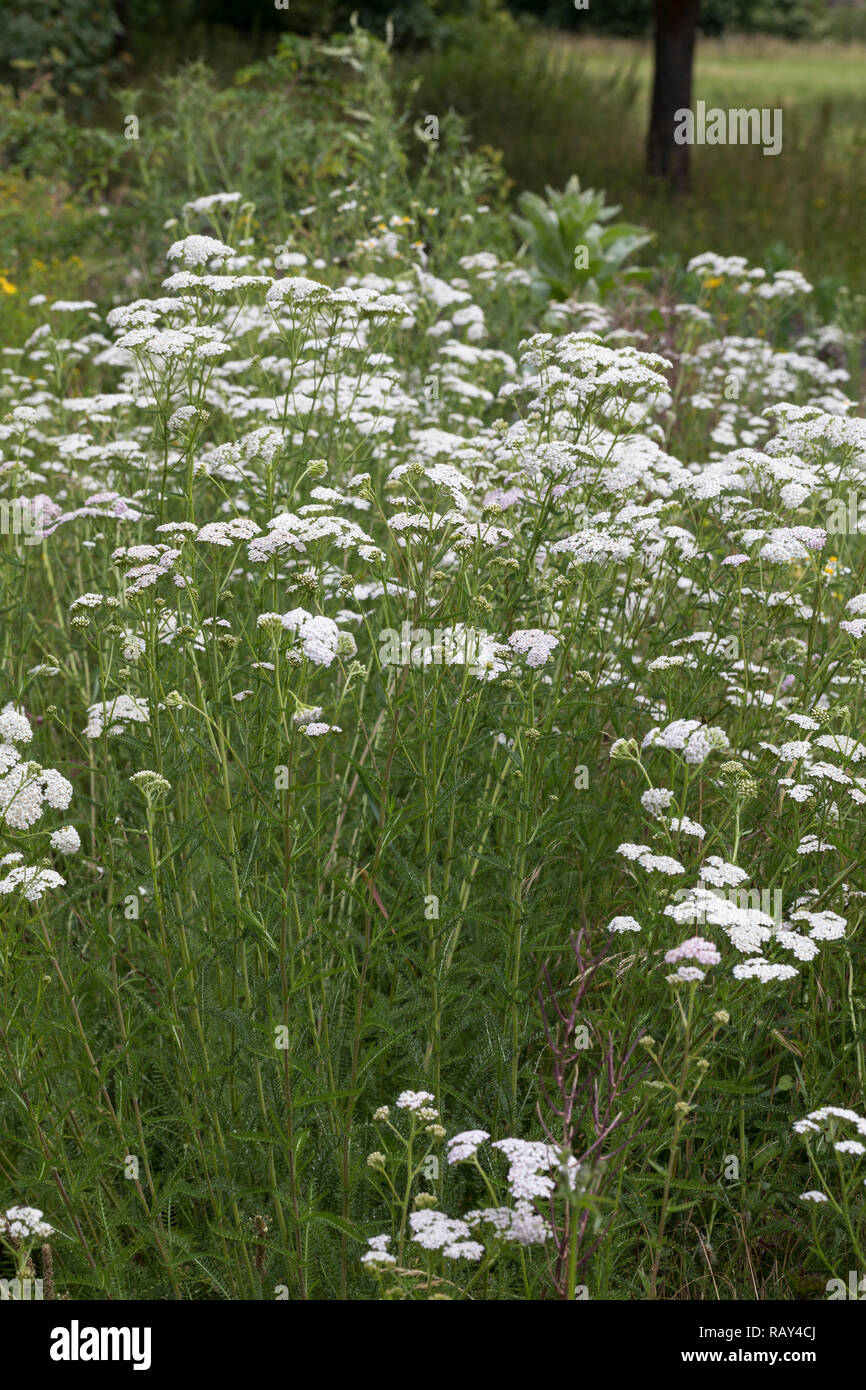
[257,609,341,667]
[166,234,236,268]
[408,1209,484,1261]
[793,1105,866,1139]
[363,1108,560,1279]
[0,1205,53,1241]
[617,843,685,877]
[84,694,150,739]
[506,629,559,668]
[0,718,71,824]
[0,701,80,903]
[642,719,730,765]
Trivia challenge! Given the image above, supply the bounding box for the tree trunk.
[113,0,133,60]
[647,0,701,192]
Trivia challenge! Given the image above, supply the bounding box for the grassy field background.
[405,31,866,303]
[3,28,865,326]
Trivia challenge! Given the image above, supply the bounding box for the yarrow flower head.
[666,965,706,984]
[408,1209,483,1260]
[0,866,66,902]
[608,914,641,934]
[166,234,236,268]
[664,936,721,966]
[360,1233,396,1268]
[507,629,559,668]
[0,705,32,745]
[642,719,729,765]
[129,771,172,805]
[446,1130,490,1163]
[396,1090,437,1113]
[641,787,673,818]
[0,1206,53,1241]
[50,825,81,855]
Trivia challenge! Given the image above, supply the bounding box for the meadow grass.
[405,29,866,303]
[552,34,866,104]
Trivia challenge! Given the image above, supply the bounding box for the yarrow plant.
[361,1093,562,1298]
[1,27,865,1301]
[0,703,74,904]
[794,1106,866,1273]
[0,1206,53,1282]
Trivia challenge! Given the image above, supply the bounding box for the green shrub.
[0,0,124,109]
[513,174,653,301]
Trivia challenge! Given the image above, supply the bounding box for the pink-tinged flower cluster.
[664,936,722,966]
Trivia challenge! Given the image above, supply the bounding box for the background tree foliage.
[0,0,123,106]
[508,0,827,39]
[0,0,837,103]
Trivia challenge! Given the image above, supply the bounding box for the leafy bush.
[513,175,653,301]
[0,0,124,109]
